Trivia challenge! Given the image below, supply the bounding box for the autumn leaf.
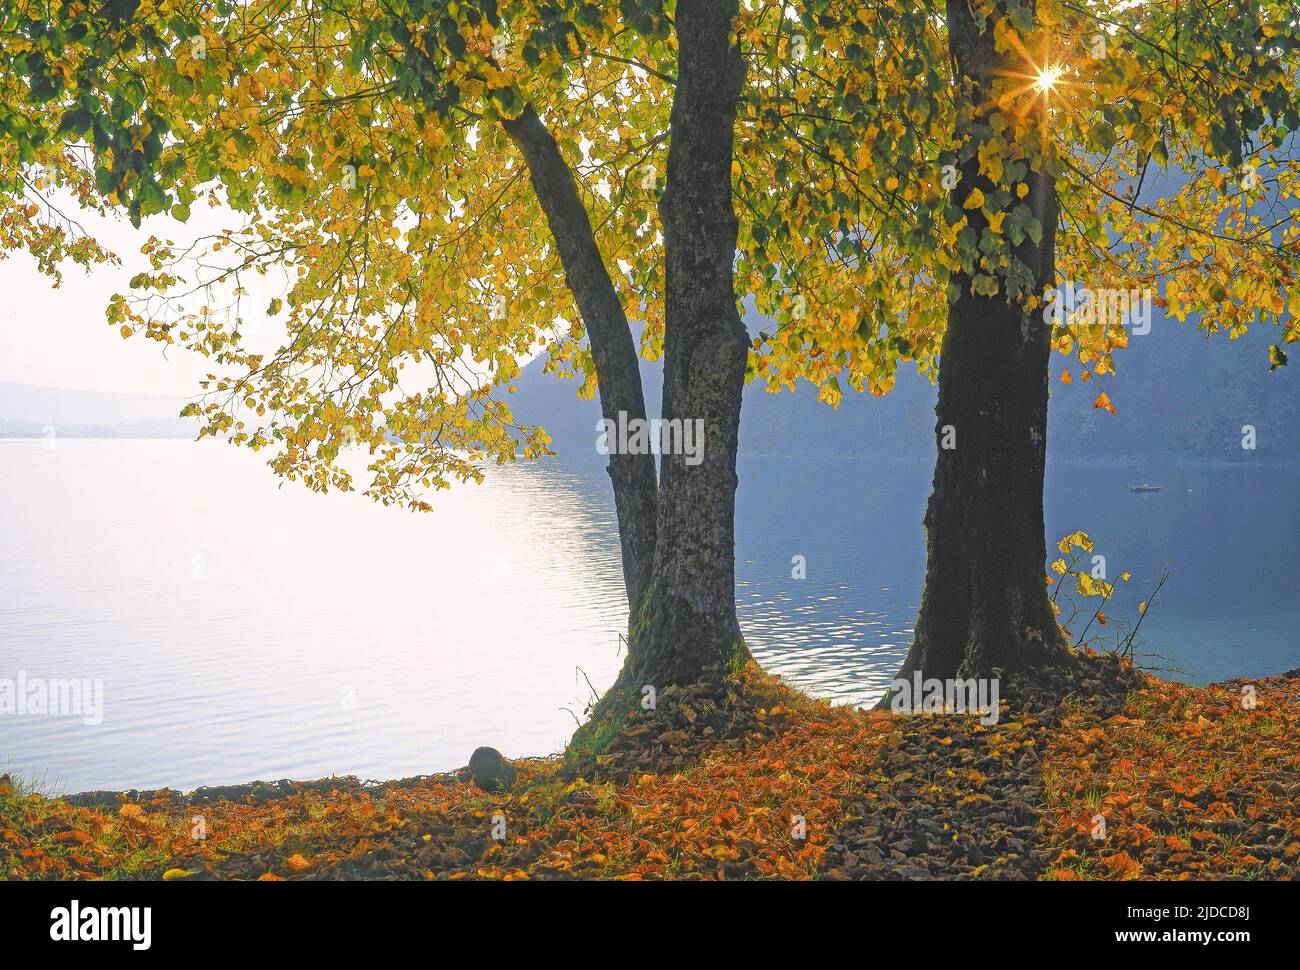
[1056,530,1094,554]
[50,830,93,845]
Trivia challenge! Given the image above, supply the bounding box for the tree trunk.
[503,108,658,611]
[895,0,1065,687]
[610,0,751,692]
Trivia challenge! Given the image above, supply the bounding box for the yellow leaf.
[1056,530,1094,554]
[1076,573,1113,597]
[977,140,1003,184]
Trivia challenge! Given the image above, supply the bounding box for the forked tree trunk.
[608,0,751,693]
[895,0,1066,687]
[503,108,658,611]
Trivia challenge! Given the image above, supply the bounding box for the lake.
[1,438,1296,794]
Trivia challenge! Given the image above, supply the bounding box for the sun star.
[1034,65,1064,93]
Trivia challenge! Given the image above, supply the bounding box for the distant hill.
[506,308,1298,465]
[0,382,194,438]
[3,302,1293,462]
[1045,315,1298,461]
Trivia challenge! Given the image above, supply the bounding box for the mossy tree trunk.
[596,0,752,706]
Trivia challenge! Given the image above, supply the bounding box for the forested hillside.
[508,310,1296,464]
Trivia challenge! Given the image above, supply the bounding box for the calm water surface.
[1,439,1295,793]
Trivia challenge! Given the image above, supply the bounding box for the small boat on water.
[1129,482,1162,493]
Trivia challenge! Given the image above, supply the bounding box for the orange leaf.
[1092,392,1116,414]
[1101,850,1140,878]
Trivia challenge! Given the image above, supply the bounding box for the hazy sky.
[1,191,501,403]
[0,196,238,397]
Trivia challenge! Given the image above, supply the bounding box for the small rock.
[468,747,517,793]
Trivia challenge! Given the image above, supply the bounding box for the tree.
[620,0,750,690]
[13,1,675,616]
[6,0,808,722]
[907,0,1067,681]
[907,0,1299,683]
[749,0,1299,686]
[9,0,1299,717]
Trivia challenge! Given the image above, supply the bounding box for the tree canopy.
[4,0,1297,501]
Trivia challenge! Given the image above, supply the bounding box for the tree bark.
[502,108,658,611]
[604,0,751,693]
[895,0,1066,688]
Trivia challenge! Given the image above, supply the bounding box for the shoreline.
[40,665,1300,815]
[4,436,1300,469]
[3,666,1298,880]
